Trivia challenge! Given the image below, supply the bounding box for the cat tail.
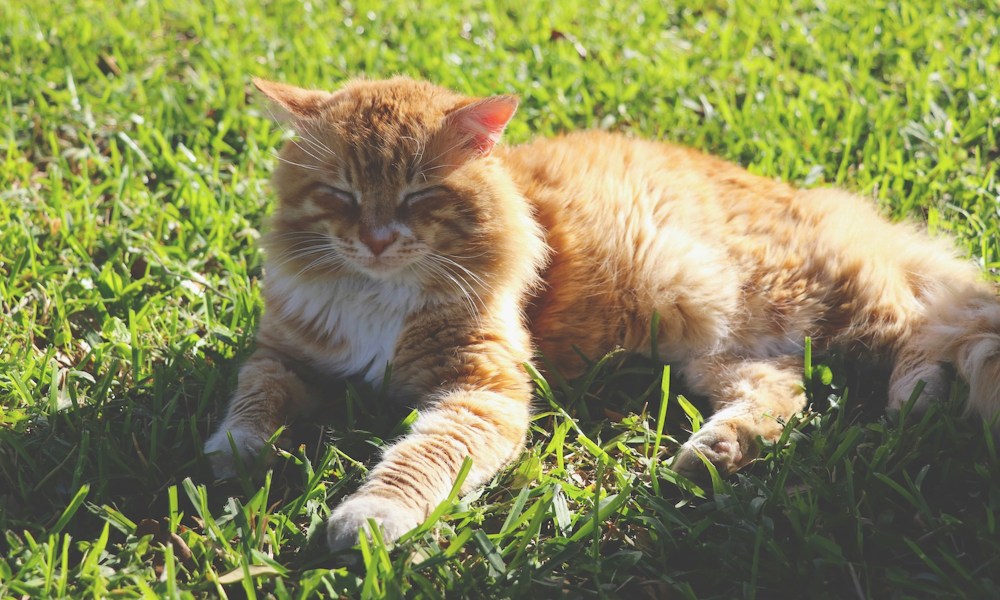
[917,291,1000,428]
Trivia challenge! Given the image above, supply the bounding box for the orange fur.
[204,77,1000,550]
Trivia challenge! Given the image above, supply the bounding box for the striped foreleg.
[326,386,530,550]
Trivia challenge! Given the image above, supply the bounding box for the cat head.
[256,76,543,304]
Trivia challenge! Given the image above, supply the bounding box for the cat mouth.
[353,255,413,276]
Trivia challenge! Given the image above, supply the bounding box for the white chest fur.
[265,269,427,384]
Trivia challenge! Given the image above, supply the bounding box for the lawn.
[2,0,999,597]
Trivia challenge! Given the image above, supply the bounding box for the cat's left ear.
[252,78,335,121]
[445,95,519,156]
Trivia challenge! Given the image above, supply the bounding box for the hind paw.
[888,363,948,413]
[672,423,752,478]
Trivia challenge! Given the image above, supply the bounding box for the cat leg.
[327,387,530,551]
[203,348,313,479]
[895,292,1000,426]
[672,354,805,477]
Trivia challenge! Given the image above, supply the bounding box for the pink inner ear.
[452,96,519,155]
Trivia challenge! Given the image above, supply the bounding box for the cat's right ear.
[252,78,334,121]
[444,95,519,156]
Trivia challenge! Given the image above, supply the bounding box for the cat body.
[203,77,1000,550]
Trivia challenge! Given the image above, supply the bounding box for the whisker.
[419,136,469,169]
[263,232,342,272]
[270,151,324,172]
[417,162,465,176]
[264,104,327,153]
[415,259,466,305]
[265,232,333,241]
[400,135,427,181]
[414,259,481,324]
[431,254,493,292]
[293,252,347,279]
[413,137,472,183]
[424,255,490,319]
[440,249,491,261]
[269,248,339,272]
[262,107,337,168]
[292,139,332,166]
[296,124,340,164]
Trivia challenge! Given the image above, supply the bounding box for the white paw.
[203,425,268,479]
[326,494,424,551]
[888,363,948,413]
[672,423,748,478]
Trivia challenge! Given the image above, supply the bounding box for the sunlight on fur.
[202,76,1000,551]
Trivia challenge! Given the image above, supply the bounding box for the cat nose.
[359,228,399,256]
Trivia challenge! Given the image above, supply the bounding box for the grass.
[1,0,998,597]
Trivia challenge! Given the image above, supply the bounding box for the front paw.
[326,494,424,551]
[203,425,268,480]
[672,422,751,478]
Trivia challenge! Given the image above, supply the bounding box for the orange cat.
[204,76,1000,550]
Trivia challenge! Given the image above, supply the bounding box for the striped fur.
[203,77,1000,550]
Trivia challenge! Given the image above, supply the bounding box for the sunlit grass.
[1,0,998,597]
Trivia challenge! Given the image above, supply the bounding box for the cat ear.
[252,78,335,120]
[445,95,519,156]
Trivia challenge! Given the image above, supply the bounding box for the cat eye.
[315,184,358,207]
[403,186,444,207]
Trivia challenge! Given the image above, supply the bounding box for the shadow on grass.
[0,331,419,569]
[0,343,237,545]
[4,338,999,596]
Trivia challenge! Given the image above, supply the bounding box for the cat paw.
[672,424,750,478]
[888,363,948,414]
[203,425,268,480]
[326,494,423,552]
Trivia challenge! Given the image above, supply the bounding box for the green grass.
[2,0,998,597]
